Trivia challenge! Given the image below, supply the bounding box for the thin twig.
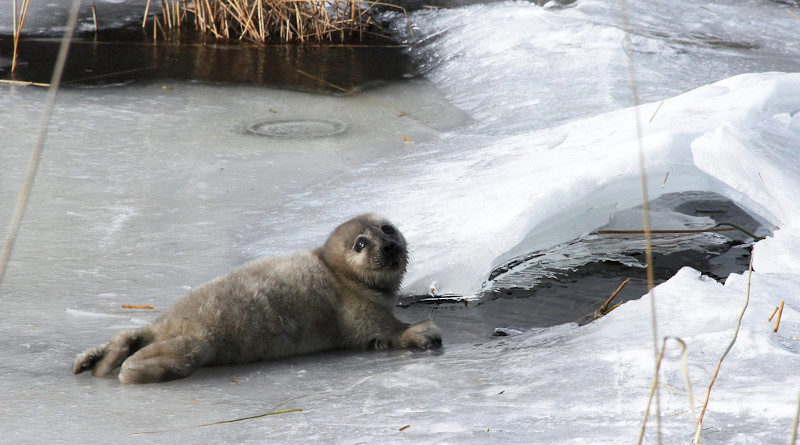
[92,2,99,33]
[768,305,779,322]
[637,336,696,444]
[12,0,32,74]
[0,79,50,87]
[649,100,664,123]
[596,222,764,241]
[673,337,697,424]
[133,408,302,434]
[294,68,353,94]
[143,0,152,28]
[12,0,17,71]
[577,278,631,323]
[638,339,666,445]
[773,300,784,333]
[61,65,158,84]
[593,278,630,318]
[693,254,753,443]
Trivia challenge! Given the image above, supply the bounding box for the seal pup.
[73,214,441,384]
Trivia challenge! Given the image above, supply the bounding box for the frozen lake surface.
[2,0,800,442]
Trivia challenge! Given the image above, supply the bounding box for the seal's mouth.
[374,251,406,270]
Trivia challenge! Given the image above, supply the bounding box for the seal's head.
[320,214,408,293]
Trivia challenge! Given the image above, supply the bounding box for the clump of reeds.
[143,0,405,43]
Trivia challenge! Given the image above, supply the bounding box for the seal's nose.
[383,242,399,254]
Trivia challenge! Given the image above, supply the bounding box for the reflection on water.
[0,30,414,91]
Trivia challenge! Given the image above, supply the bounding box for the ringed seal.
[73,214,441,384]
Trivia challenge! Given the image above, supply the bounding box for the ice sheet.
[3,268,798,443]
[2,0,800,443]
[0,0,150,35]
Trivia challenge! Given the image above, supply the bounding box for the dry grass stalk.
[596,222,764,241]
[11,0,32,73]
[144,0,406,43]
[92,2,99,32]
[0,79,50,87]
[598,278,630,315]
[693,254,753,443]
[768,305,779,322]
[578,278,631,323]
[637,336,696,445]
[773,300,784,333]
[648,100,664,123]
[134,408,302,434]
[143,0,152,27]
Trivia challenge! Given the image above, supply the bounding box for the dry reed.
[144,0,407,43]
[134,408,302,434]
[0,79,49,87]
[11,0,32,73]
[596,222,764,241]
[637,336,696,445]
[693,254,753,443]
[578,278,630,323]
[597,278,630,316]
[768,305,779,322]
[773,300,784,333]
[92,2,99,32]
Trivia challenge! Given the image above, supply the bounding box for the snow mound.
[292,72,800,297]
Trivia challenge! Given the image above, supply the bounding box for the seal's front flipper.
[397,320,443,349]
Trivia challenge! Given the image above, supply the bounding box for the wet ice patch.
[247,120,347,138]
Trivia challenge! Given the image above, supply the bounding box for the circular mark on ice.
[247,119,346,138]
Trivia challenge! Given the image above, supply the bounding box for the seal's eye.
[380,225,396,235]
[353,237,369,253]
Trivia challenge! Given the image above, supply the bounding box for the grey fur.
[73,214,442,384]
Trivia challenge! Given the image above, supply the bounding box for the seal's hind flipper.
[119,336,212,384]
[72,342,109,374]
[73,328,153,377]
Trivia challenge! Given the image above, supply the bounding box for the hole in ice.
[395,192,771,344]
[247,120,347,138]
